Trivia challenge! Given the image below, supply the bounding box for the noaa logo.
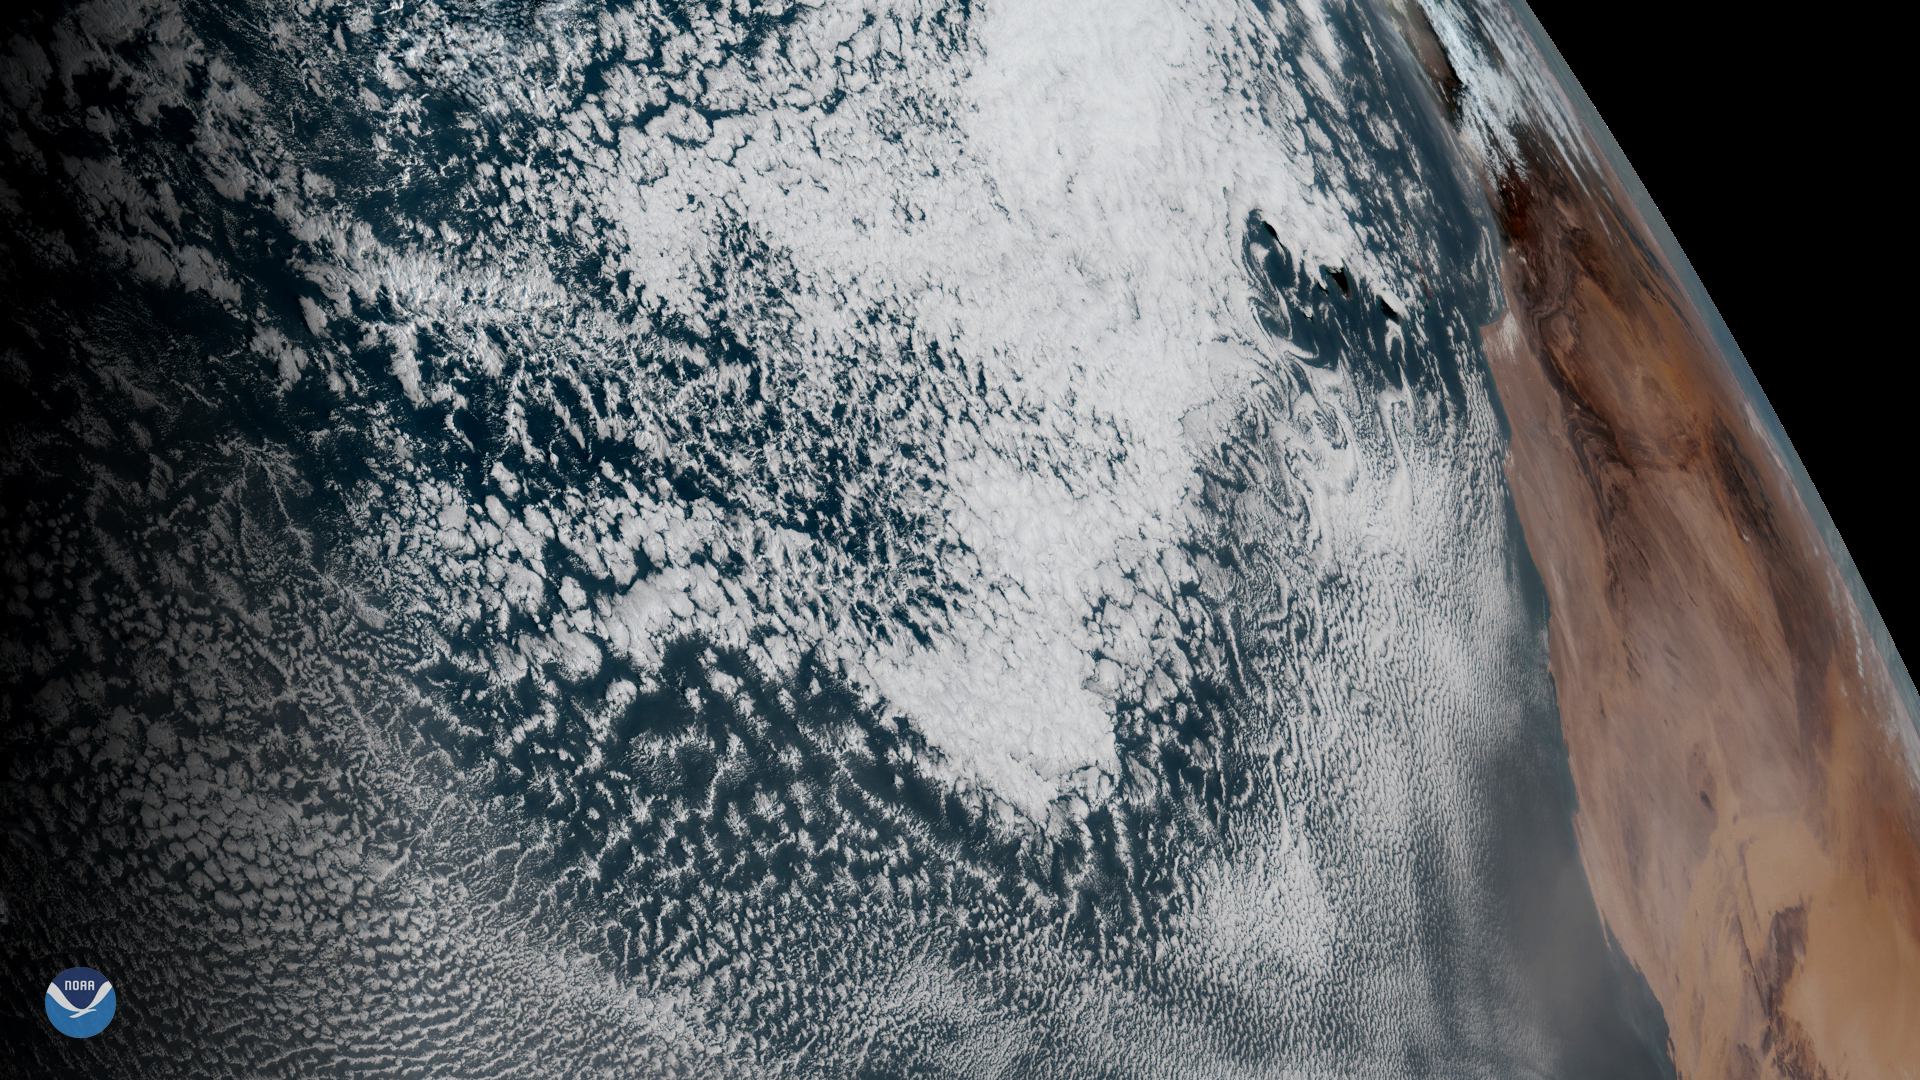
[44,966,115,1038]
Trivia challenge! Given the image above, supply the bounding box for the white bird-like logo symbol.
[46,982,112,1018]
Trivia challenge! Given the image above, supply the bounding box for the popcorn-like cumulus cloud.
[0,0,1639,1075]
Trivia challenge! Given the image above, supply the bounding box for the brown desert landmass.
[1469,113,1920,1077]
[1382,2,1920,1070]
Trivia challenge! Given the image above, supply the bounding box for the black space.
[1524,1,1908,653]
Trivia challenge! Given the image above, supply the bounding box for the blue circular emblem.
[44,966,115,1038]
